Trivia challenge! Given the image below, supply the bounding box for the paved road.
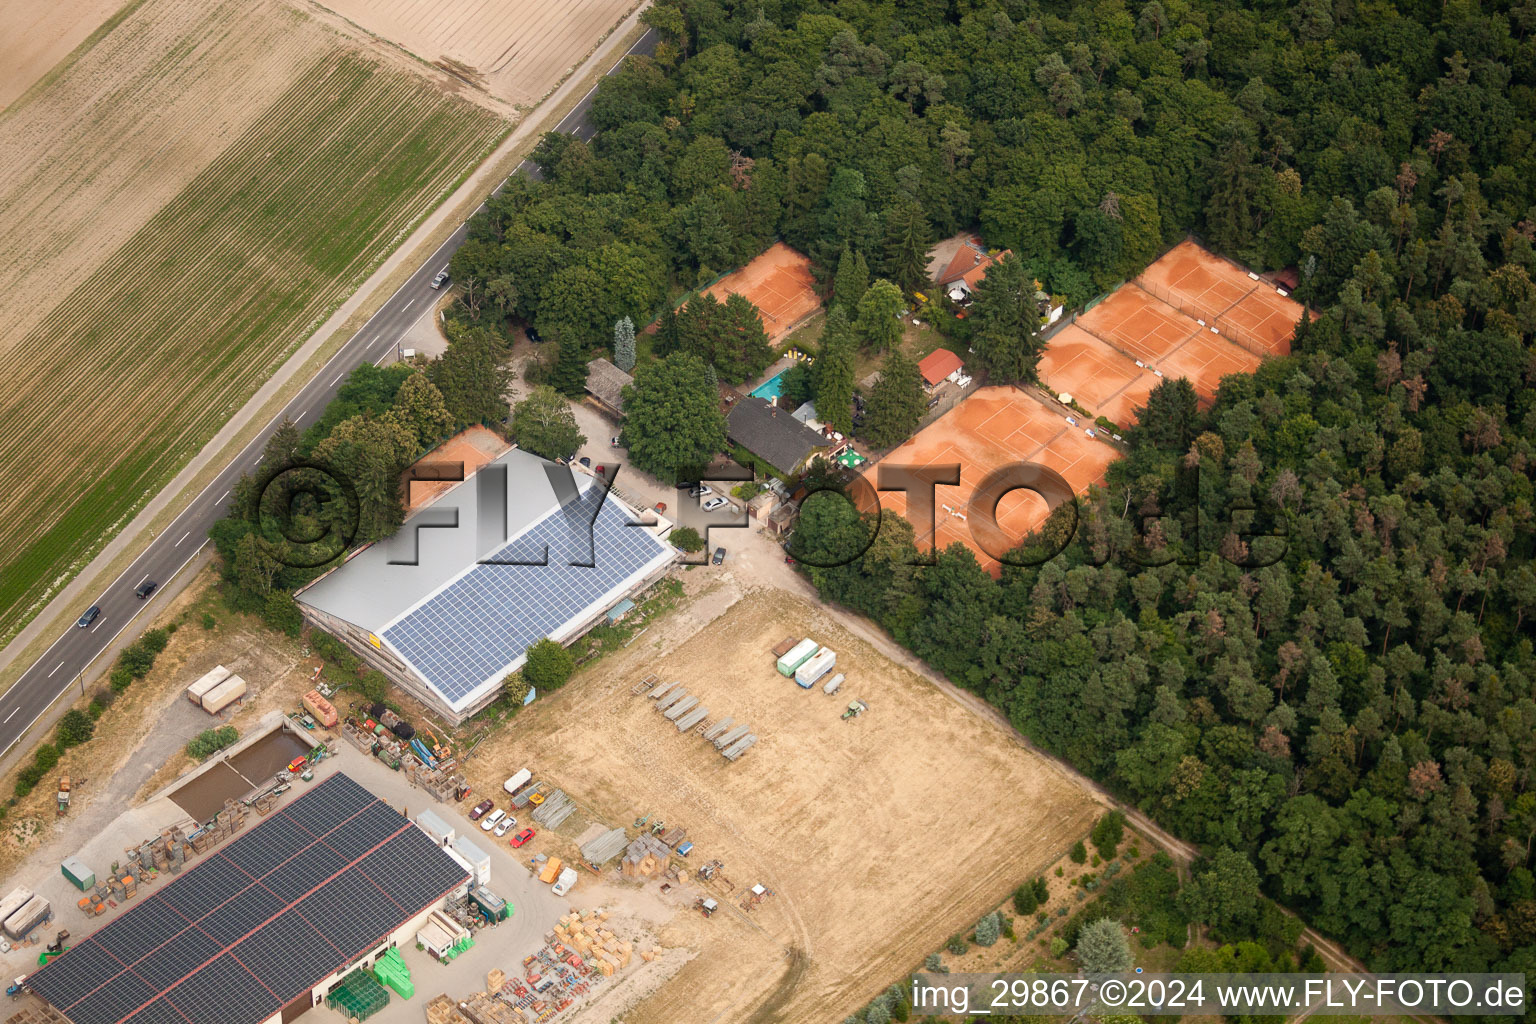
[0,28,657,756]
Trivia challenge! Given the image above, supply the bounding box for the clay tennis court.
[866,387,1116,575]
[1035,323,1159,428]
[1073,280,1262,404]
[1135,239,1306,357]
[704,242,821,342]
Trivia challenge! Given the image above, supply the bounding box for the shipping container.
[538,856,563,884]
[0,888,31,926]
[3,896,50,939]
[469,886,510,922]
[450,835,492,889]
[502,769,532,795]
[201,674,246,715]
[776,639,818,676]
[301,690,338,727]
[440,847,474,898]
[795,648,836,687]
[185,665,231,705]
[60,856,95,892]
[415,809,455,846]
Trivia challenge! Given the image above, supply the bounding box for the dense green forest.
[419,0,1536,981]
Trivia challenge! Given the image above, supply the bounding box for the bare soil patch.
[0,0,131,110]
[465,587,1098,1023]
[299,0,641,106]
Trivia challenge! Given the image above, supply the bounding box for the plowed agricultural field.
[316,0,640,105]
[0,0,506,645]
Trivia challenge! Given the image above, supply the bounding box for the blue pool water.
[750,370,788,401]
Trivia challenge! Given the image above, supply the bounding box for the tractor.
[841,699,868,721]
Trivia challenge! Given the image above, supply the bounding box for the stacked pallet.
[655,688,689,714]
[551,909,632,976]
[675,706,709,731]
[663,696,699,721]
[580,827,629,867]
[620,834,671,879]
[701,717,734,741]
[722,734,759,761]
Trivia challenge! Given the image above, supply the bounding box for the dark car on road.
[135,580,157,599]
[77,605,101,628]
[712,547,726,565]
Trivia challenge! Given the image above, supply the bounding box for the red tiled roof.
[918,348,964,386]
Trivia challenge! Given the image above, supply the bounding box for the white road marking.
[331,373,344,386]
[90,617,105,633]
[175,530,190,546]
[136,574,149,587]
[48,662,63,678]
[403,299,415,311]
[217,490,229,503]
[293,411,306,423]
[3,708,17,724]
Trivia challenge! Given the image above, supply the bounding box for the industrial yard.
[464,586,1100,1023]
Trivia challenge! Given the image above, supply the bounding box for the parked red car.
[469,798,494,821]
[510,828,536,848]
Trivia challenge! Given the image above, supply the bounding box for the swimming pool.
[750,369,788,402]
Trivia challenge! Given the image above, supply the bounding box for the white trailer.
[451,835,492,888]
[415,809,455,847]
[201,675,246,715]
[0,888,31,927]
[503,768,532,795]
[776,639,818,676]
[185,665,231,706]
[795,648,836,688]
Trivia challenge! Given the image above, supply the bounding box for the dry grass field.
[469,587,1098,1023]
[0,0,508,646]
[0,0,129,109]
[311,0,642,106]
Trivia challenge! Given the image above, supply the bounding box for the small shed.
[61,857,95,892]
[585,357,633,418]
[605,599,635,624]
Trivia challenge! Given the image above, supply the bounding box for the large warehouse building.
[296,448,677,723]
[25,774,466,1024]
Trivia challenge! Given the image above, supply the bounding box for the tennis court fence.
[1134,277,1272,359]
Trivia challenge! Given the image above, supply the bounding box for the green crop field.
[0,18,506,647]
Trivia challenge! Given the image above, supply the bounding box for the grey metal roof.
[727,396,831,475]
[296,448,675,712]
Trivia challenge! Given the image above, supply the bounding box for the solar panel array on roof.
[26,774,466,1024]
[382,488,672,707]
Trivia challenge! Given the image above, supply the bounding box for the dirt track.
[467,585,1098,1023]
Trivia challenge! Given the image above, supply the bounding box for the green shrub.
[109,666,134,692]
[358,670,390,704]
[1070,840,1087,863]
[87,700,104,720]
[55,709,95,749]
[119,643,156,679]
[140,628,170,654]
[201,612,217,630]
[1049,936,1068,957]
[186,726,240,760]
[975,910,1001,947]
[262,592,303,637]
[1013,883,1038,916]
[670,526,704,552]
[523,638,575,691]
[33,744,58,772]
[310,631,358,672]
[923,953,943,972]
[1033,877,1049,903]
[945,934,967,955]
[1091,811,1125,860]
